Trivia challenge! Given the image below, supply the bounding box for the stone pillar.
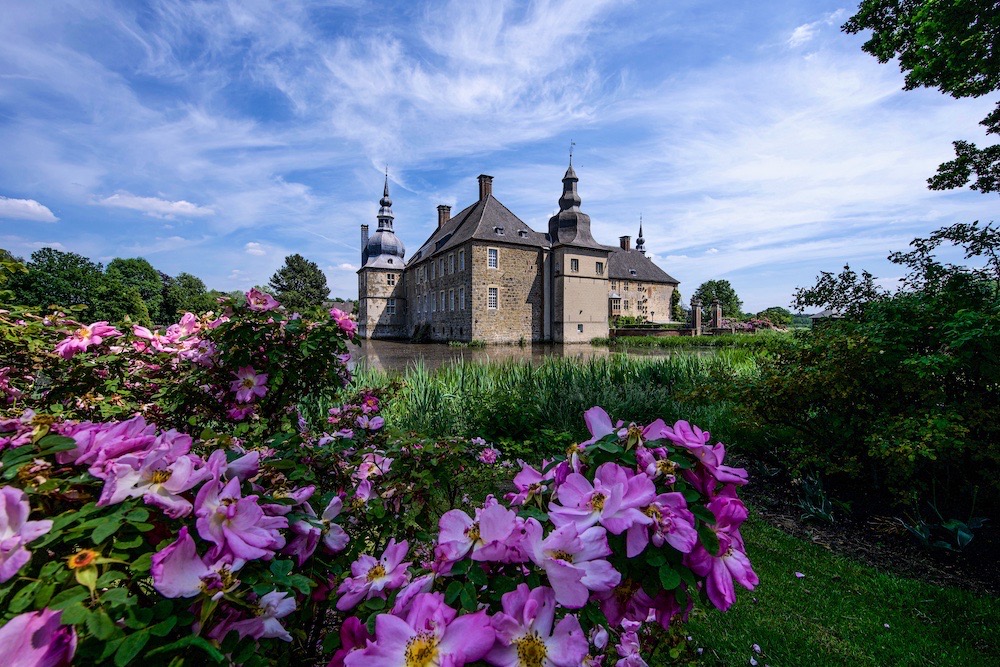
[711,299,722,328]
[691,298,702,336]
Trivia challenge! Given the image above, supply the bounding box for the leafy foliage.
[755,307,792,327]
[843,0,1000,194]
[268,254,330,312]
[692,280,743,319]
[105,258,163,323]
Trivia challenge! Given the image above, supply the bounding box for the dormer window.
[629,269,637,276]
[387,258,393,264]
[518,230,528,238]
[494,226,505,235]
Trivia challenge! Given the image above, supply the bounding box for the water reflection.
[349,340,695,373]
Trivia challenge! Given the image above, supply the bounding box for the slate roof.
[607,247,679,284]
[408,195,549,264]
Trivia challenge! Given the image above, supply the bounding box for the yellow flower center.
[404,631,439,667]
[68,549,98,569]
[242,377,256,389]
[549,550,574,563]
[589,493,606,512]
[514,631,548,667]
[566,443,583,458]
[643,504,662,520]
[76,327,90,339]
[656,459,678,475]
[614,578,640,603]
[366,563,387,582]
[466,522,481,543]
[150,469,172,484]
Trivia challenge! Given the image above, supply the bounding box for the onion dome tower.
[547,156,602,248]
[362,175,406,268]
[636,215,646,255]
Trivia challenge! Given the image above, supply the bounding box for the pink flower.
[320,496,349,553]
[329,308,357,338]
[231,366,268,403]
[437,503,527,564]
[506,461,553,506]
[99,451,210,518]
[0,608,76,666]
[336,538,411,611]
[326,617,373,667]
[0,487,53,583]
[683,494,757,611]
[151,527,241,598]
[614,620,648,667]
[549,463,656,535]
[56,416,173,480]
[355,415,384,431]
[227,590,296,641]
[663,421,748,493]
[54,321,122,359]
[523,520,621,608]
[194,477,288,562]
[346,593,494,666]
[487,584,589,667]
[246,288,280,312]
[479,446,500,464]
[624,492,698,557]
[354,451,393,480]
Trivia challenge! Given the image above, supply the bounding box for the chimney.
[361,224,369,265]
[437,205,451,228]
[619,235,631,251]
[478,174,493,201]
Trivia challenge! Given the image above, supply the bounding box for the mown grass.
[681,512,998,667]
[350,351,758,444]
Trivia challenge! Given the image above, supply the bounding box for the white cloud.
[245,242,266,256]
[788,23,817,47]
[705,248,719,254]
[0,195,58,222]
[28,241,66,250]
[97,193,214,219]
[331,262,358,271]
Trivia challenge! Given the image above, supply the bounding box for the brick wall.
[359,269,407,339]
[470,243,544,343]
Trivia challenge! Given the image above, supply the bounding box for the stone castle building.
[358,163,678,343]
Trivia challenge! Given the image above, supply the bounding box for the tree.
[844,1,1000,194]
[692,280,743,319]
[106,258,163,322]
[162,272,217,321]
[268,254,330,312]
[8,247,104,309]
[756,306,793,327]
[670,289,685,322]
[92,279,151,326]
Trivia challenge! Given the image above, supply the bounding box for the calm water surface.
[348,340,700,373]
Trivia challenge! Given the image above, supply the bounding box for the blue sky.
[0,0,994,311]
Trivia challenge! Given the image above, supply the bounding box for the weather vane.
[569,140,575,165]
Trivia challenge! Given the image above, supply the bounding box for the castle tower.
[547,157,610,343]
[358,175,407,339]
[636,216,646,255]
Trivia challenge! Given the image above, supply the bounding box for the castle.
[357,163,679,343]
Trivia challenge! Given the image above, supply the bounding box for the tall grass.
[592,330,791,350]
[349,351,758,443]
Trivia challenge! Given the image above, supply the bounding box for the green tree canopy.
[268,254,330,312]
[8,247,104,309]
[844,1,1000,193]
[92,279,151,326]
[756,306,793,327]
[692,279,743,319]
[670,289,685,322]
[161,272,217,321]
[106,258,163,322]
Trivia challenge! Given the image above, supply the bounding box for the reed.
[349,351,757,444]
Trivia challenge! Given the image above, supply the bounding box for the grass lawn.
[680,512,999,667]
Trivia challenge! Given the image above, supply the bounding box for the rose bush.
[0,292,756,666]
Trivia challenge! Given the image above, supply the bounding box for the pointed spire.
[378,169,393,228]
[549,156,600,248]
[636,214,646,255]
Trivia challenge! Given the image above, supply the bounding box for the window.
[431,262,436,280]
[386,298,396,315]
[494,226,505,235]
[387,273,396,285]
[518,230,529,238]
[624,281,630,291]
[623,300,629,310]
[488,287,498,309]
[439,291,444,312]
[570,258,579,273]
[449,289,455,311]
[432,294,436,312]
[459,286,465,310]
[596,261,604,276]
[439,259,445,276]
[611,298,621,311]
[449,253,454,274]
[577,324,584,333]
[459,250,465,271]
[488,248,498,269]
[611,280,618,290]
[387,258,393,264]
[629,269,637,277]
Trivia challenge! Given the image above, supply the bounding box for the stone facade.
[359,165,679,343]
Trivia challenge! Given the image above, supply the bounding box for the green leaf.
[444,580,463,604]
[93,517,123,544]
[60,602,91,625]
[269,559,293,577]
[101,587,131,605]
[696,524,720,556]
[130,552,152,574]
[9,582,39,613]
[147,616,177,637]
[49,586,90,609]
[115,631,150,667]
[658,564,681,591]
[87,610,119,640]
